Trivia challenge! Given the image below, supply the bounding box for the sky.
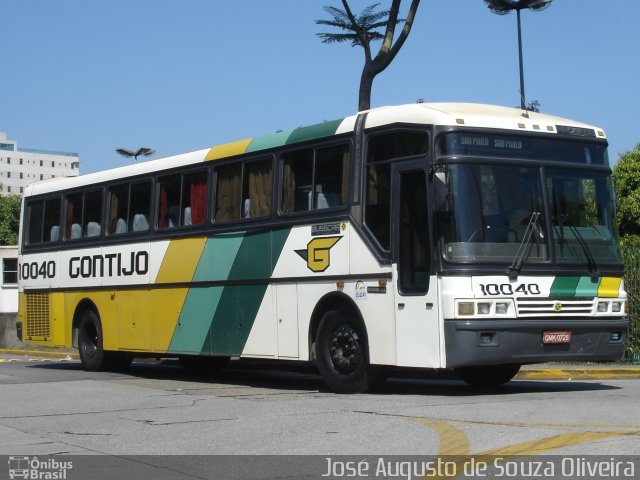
[2,0,639,174]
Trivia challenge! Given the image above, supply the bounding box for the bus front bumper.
[444,318,629,368]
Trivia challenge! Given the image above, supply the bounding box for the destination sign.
[439,132,607,164]
[457,135,525,151]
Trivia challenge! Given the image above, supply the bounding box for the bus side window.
[130,181,152,231]
[215,164,242,221]
[281,149,313,213]
[280,144,348,214]
[182,171,207,225]
[65,190,102,240]
[158,175,181,228]
[27,200,45,244]
[365,131,428,251]
[27,198,60,245]
[242,159,272,218]
[83,190,103,237]
[65,193,83,240]
[44,198,62,242]
[108,184,129,235]
[315,144,349,209]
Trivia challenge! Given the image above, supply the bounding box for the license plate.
[543,331,572,344]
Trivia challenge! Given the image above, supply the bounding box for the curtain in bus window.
[189,175,207,224]
[281,162,295,213]
[158,177,181,228]
[109,192,119,233]
[216,164,241,221]
[246,160,272,218]
[159,187,168,229]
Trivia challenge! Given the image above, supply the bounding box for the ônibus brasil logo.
[8,456,72,480]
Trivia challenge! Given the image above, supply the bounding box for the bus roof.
[23,103,606,197]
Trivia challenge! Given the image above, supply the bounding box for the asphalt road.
[1,353,639,461]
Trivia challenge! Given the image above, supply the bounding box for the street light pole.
[516,8,526,110]
[485,0,553,110]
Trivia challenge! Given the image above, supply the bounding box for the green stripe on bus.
[168,233,245,354]
[550,276,580,297]
[246,130,293,153]
[168,228,291,356]
[574,276,600,297]
[285,118,344,145]
[550,276,602,297]
[204,228,290,355]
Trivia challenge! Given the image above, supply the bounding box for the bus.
[17,103,628,393]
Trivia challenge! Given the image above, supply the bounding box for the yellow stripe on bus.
[156,237,206,283]
[204,138,253,161]
[598,277,622,298]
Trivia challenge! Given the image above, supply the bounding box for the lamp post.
[116,147,155,162]
[485,0,553,110]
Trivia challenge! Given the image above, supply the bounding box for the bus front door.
[393,163,441,368]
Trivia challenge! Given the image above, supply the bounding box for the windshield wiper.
[508,211,541,281]
[559,214,599,280]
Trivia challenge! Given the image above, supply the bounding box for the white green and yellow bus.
[17,103,628,393]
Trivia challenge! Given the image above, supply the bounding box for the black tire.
[315,310,371,394]
[455,364,521,388]
[77,309,109,371]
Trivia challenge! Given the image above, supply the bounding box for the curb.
[516,367,640,380]
[0,348,79,360]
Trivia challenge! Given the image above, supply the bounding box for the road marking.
[412,417,640,479]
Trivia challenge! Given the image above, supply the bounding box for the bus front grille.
[516,297,594,316]
[25,292,50,339]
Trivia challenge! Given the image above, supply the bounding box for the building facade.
[0,246,19,348]
[0,132,80,196]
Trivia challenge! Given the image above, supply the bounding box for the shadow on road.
[24,358,622,396]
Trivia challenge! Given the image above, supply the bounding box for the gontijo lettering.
[69,251,149,278]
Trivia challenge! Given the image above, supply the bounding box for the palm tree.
[484,0,553,110]
[316,1,421,112]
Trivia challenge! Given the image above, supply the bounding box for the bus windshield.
[442,163,622,266]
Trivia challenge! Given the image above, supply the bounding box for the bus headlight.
[597,302,609,313]
[495,302,510,315]
[477,302,491,315]
[611,301,622,313]
[458,302,475,316]
[455,300,514,318]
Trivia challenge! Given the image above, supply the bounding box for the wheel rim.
[81,322,98,359]
[329,325,363,375]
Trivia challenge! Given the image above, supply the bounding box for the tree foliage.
[316,4,396,47]
[316,0,421,111]
[0,195,22,246]
[613,142,640,238]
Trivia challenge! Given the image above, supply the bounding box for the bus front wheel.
[315,310,371,394]
[455,364,521,388]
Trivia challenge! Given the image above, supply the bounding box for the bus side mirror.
[433,171,449,212]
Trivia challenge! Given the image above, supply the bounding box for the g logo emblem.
[553,301,563,312]
[295,236,342,272]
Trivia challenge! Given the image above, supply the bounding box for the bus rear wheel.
[78,309,107,371]
[77,309,130,371]
[455,364,521,388]
[315,310,371,394]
